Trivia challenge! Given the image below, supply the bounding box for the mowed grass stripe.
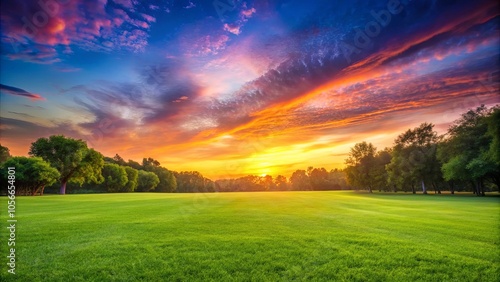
[1,192,499,281]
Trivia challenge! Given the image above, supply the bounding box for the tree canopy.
[439,106,500,195]
[387,123,441,194]
[29,135,104,194]
[0,144,11,163]
[0,157,60,195]
[136,170,160,192]
[345,142,377,193]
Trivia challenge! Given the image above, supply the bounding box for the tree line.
[0,135,206,195]
[215,168,349,192]
[0,105,498,196]
[345,105,499,195]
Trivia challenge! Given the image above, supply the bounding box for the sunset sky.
[1,0,499,179]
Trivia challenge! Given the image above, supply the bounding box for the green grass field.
[1,192,499,281]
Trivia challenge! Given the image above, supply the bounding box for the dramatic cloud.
[0,84,45,100]
[1,0,499,178]
[0,0,155,63]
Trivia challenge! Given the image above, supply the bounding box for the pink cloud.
[241,8,256,18]
[186,34,230,56]
[224,23,241,35]
[141,13,156,23]
[1,0,154,63]
[222,4,256,36]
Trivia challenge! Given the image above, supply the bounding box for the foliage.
[29,135,104,194]
[386,123,440,194]
[328,169,349,190]
[345,142,377,192]
[439,106,500,195]
[123,166,139,192]
[136,170,160,192]
[0,144,11,163]
[372,149,392,192]
[102,163,128,192]
[175,171,215,193]
[309,167,329,190]
[274,175,288,191]
[142,157,177,192]
[486,108,500,165]
[290,170,311,191]
[0,157,60,195]
[127,159,142,170]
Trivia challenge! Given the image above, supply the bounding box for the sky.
[0,0,499,179]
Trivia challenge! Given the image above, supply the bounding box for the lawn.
[1,192,499,281]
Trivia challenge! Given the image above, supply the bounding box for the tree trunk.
[480,178,485,196]
[421,179,427,194]
[60,182,67,195]
[411,184,416,194]
[40,186,45,196]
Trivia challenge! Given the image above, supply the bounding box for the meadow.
[1,192,499,281]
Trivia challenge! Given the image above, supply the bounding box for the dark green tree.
[486,108,500,166]
[102,163,128,192]
[441,106,500,195]
[345,142,377,193]
[142,158,177,192]
[127,159,142,170]
[373,148,392,192]
[123,166,139,192]
[0,157,60,195]
[387,123,440,194]
[29,135,104,194]
[0,144,11,163]
[136,170,160,192]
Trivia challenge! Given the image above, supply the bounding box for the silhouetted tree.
[290,170,311,191]
[274,175,288,191]
[345,142,377,193]
[309,168,330,190]
[328,169,349,190]
[0,144,11,163]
